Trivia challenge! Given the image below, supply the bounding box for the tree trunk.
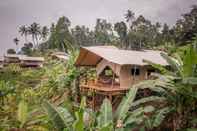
[25,34,28,43]
[35,35,39,47]
[139,40,142,49]
[16,45,19,54]
[32,35,36,47]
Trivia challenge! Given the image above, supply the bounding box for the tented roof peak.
[75,46,168,66]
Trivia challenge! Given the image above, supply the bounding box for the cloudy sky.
[0,0,197,55]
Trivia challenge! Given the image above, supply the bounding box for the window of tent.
[131,67,140,76]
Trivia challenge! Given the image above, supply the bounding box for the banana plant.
[97,88,157,131]
[0,81,15,106]
[43,97,94,131]
[43,100,74,131]
[42,87,160,131]
[16,100,48,131]
[136,45,197,130]
[97,98,113,130]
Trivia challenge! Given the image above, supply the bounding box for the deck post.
[111,63,116,88]
[109,94,112,103]
[92,89,95,110]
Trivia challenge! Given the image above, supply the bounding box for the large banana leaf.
[133,79,167,93]
[42,100,74,131]
[182,46,197,77]
[131,96,166,107]
[142,59,170,75]
[97,98,113,129]
[114,87,138,121]
[152,107,171,127]
[124,106,155,126]
[99,123,113,131]
[17,100,28,128]
[160,52,183,76]
[73,97,86,131]
[182,77,197,85]
[73,111,84,131]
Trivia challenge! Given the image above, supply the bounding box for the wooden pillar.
[92,89,95,111]
[109,94,112,103]
[111,63,116,88]
[133,65,136,81]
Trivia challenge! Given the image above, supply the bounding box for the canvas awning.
[75,46,168,66]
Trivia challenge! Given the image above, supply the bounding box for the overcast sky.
[0,0,197,55]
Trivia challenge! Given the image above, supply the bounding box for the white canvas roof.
[51,52,68,56]
[75,46,168,66]
[20,56,44,61]
[4,54,26,58]
[54,55,69,60]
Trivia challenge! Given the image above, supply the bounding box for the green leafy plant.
[134,46,197,130]
[43,87,158,131]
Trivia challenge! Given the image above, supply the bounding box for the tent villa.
[4,54,25,64]
[51,52,69,61]
[75,46,168,109]
[20,56,44,68]
[4,54,44,68]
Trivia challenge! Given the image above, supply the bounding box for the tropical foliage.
[1,5,197,131]
[133,45,197,130]
[42,88,157,131]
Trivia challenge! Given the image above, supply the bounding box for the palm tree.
[19,25,28,43]
[114,22,127,48]
[28,22,41,47]
[40,26,49,41]
[13,37,19,52]
[125,10,135,27]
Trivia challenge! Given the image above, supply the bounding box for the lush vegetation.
[1,5,197,131]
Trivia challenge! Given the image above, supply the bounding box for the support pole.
[92,89,95,110]
[111,63,116,88]
[109,94,112,103]
[133,65,137,83]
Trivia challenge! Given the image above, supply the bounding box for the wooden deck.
[80,82,129,96]
[79,82,129,110]
[80,83,128,110]
[81,84,129,92]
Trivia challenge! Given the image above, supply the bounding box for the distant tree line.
[8,5,197,55]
